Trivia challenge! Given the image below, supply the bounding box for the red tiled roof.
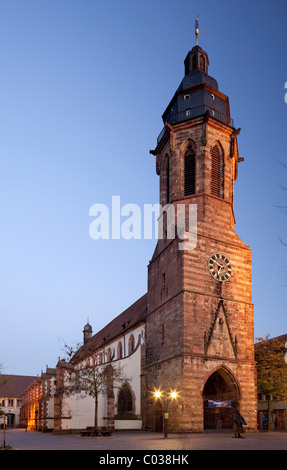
[71,293,148,364]
[0,375,37,398]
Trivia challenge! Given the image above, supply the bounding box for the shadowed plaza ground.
[1,429,286,451]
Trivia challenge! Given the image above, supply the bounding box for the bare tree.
[0,365,9,390]
[65,361,128,428]
[274,158,287,245]
[59,340,82,362]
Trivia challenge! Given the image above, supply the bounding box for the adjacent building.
[20,368,56,431]
[0,375,36,427]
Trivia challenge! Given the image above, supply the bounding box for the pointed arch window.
[163,155,170,204]
[117,341,123,360]
[211,144,224,198]
[184,146,196,196]
[107,348,112,362]
[200,55,206,72]
[128,334,135,355]
[118,384,133,413]
[191,54,196,70]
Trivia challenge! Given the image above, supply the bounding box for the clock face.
[208,253,232,282]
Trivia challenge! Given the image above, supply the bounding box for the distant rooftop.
[0,374,37,398]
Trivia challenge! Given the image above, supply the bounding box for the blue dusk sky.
[0,0,287,376]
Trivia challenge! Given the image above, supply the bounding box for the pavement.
[0,428,287,451]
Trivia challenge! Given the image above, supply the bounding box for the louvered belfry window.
[211,145,222,197]
[184,146,196,196]
[166,157,170,204]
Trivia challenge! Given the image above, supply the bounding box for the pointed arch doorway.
[202,367,240,431]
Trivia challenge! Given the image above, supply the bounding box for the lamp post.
[153,389,178,438]
[2,413,6,450]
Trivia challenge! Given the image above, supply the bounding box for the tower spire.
[195,15,199,45]
[83,318,93,344]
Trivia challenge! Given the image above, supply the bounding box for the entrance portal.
[6,413,15,427]
[202,368,240,431]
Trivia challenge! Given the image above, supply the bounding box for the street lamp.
[2,412,6,450]
[153,389,178,438]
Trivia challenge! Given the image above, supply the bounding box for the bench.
[80,426,112,437]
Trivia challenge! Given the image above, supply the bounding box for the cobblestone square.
[1,429,286,451]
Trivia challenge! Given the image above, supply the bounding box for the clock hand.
[213,260,223,267]
[213,261,224,273]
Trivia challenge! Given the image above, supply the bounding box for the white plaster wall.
[114,345,142,416]
[0,401,20,427]
[66,339,143,430]
[70,394,95,429]
[114,419,142,430]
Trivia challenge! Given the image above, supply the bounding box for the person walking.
[232,405,247,438]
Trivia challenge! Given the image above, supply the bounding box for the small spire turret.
[83,318,93,344]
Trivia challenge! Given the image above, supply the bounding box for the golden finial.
[195,15,199,45]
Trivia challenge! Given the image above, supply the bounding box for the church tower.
[144,27,257,432]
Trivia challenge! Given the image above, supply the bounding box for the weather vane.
[195,15,199,45]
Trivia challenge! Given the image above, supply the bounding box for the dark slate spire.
[160,39,232,132]
[180,45,218,91]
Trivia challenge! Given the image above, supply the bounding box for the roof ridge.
[70,293,148,364]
